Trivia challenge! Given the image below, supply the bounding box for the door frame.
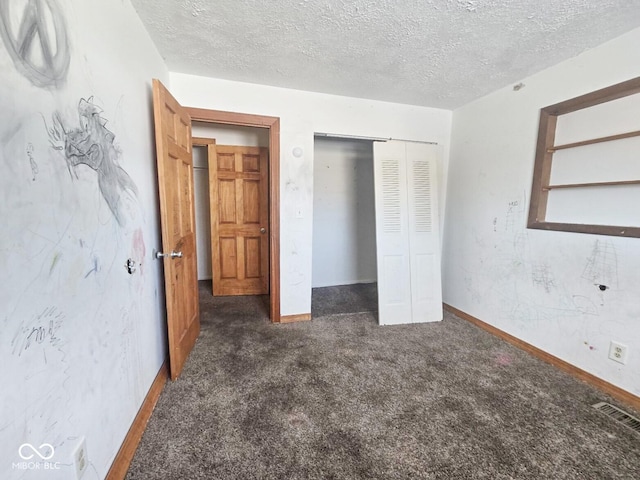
[187,107,281,322]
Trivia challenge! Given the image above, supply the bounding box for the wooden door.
[373,141,442,325]
[152,79,200,380]
[209,145,269,296]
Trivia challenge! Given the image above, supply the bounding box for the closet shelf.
[543,179,640,190]
[547,129,640,152]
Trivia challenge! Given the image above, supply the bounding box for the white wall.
[312,137,377,288]
[192,124,268,280]
[0,1,168,478]
[443,27,640,397]
[169,72,452,315]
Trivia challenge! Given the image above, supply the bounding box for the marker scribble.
[12,306,63,357]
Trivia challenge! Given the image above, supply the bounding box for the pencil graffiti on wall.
[0,0,70,88]
[581,239,618,288]
[46,97,139,227]
[26,142,38,180]
[531,263,556,293]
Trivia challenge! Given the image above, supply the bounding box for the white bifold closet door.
[373,141,442,325]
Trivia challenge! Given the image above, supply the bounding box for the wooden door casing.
[152,79,200,380]
[210,145,269,296]
[186,107,280,322]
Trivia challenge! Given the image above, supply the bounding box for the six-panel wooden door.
[152,79,200,379]
[209,145,269,296]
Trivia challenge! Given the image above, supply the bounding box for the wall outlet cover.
[608,341,628,365]
[72,437,88,479]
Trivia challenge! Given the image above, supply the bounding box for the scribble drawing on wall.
[531,263,556,293]
[505,199,522,233]
[46,97,138,227]
[11,306,64,357]
[572,295,599,316]
[581,240,618,287]
[0,0,70,87]
[84,255,100,278]
[27,142,38,180]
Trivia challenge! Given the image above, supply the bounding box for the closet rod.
[315,132,438,145]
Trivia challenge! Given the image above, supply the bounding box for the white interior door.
[373,141,442,325]
[374,141,412,325]
[406,143,443,323]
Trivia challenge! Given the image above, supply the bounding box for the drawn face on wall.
[64,127,103,171]
[47,97,139,227]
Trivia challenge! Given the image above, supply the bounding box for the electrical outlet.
[72,437,88,479]
[608,341,628,365]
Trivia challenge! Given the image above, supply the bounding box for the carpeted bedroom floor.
[126,282,640,479]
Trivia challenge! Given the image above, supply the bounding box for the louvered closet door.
[373,141,412,325]
[373,141,442,325]
[406,143,442,323]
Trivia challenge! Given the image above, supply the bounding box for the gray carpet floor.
[126,282,640,479]
[311,283,378,318]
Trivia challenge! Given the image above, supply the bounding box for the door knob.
[260,227,266,234]
[156,250,183,259]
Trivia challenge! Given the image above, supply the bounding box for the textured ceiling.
[130,0,640,109]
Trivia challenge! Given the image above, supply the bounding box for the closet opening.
[312,135,443,325]
[311,135,379,320]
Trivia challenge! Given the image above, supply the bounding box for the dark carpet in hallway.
[126,283,640,479]
[311,282,378,318]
